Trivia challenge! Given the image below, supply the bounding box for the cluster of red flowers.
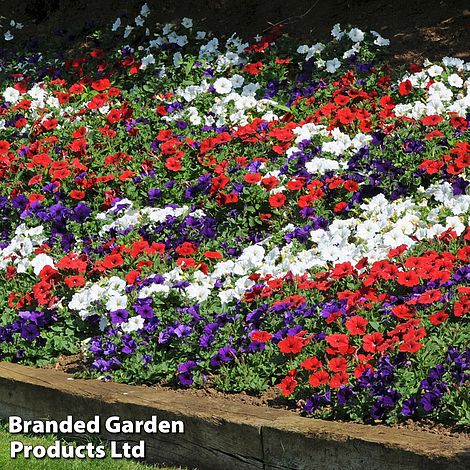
[240,241,470,397]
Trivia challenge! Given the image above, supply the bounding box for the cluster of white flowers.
[65,177,470,319]
[69,276,127,321]
[96,199,207,236]
[0,225,47,273]
[111,2,151,37]
[297,25,389,74]
[394,60,470,118]
[3,82,59,115]
[288,122,372,165]
[1,18,23,41]
[163,77,279,127]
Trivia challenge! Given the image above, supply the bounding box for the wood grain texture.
[0,362,468,470]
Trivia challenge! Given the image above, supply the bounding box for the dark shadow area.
[0,0,469,63]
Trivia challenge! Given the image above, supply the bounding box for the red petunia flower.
[107,108,122,124]
[287,178,305,191]
[454,296,470,317]
[91,78,111,92]
[244,173,261,184]
[398,80,412,96]
[69,83,84,94]
[28,175,42,186]
[278,336,304,354]
[329,371,349,388]
[125,270,140,285]
[397,270,420,287]
[429,311,448,325]
[333,201,347,212]
[0,140,10,154]
[277,374,297,396]
[269,193,286,208]
[251,331,272,343]
[354,363,374,379]
[308,370,329,387]
[176,242,198,256]
[328,357,348,372]
[261,176,279,190]
[165,157,182,171]
[422,115,443,126]
[300,356,322,371]
[64,276,86,288]
[362,332,385,353]
[243,62,263,75]
[331,262,355,279]
[70,190,85,200]
[102,254,124,270]
[417,289,442,305]
[343,180,359,192]
[345,316,368,335]
[386,247,407,261]
[325,334,350,355]
[392,304,414,320]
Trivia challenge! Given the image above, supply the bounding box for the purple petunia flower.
[401,397,418,417]
[109,309,129,324]
[20,323,39,341]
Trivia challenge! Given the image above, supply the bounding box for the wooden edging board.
[0,362,468,469]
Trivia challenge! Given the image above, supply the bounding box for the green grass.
[0,422,187,470]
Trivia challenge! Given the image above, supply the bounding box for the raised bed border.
[0,362,468,469]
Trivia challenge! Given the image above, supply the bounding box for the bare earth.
[0,0,469,64]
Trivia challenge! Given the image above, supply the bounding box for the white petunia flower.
[111,18,121,31]
[331,23,344,40]
[162,23,173,35]
[173,52,183,68]
[105,293,128,311]
[427,65,444,77]
[3,86,20,103]
[140,3,150,17]
[305,157,340,174]
[305,43,325,61]
[371,31,390,46]
[140,54,155,70]
[442,57,464,70]
[30,254,55,276]
[348,28,364,43]
[230,74,244,88]
[213,77,232,94]
[121,316,145,333]
[123,25,134,38]
[448,73,463,88]
[325,58,341,73]
[181,17,193,28]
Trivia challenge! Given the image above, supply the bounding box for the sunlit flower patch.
[0,4,469,426]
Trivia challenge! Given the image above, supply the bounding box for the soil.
[0,0,469,64]
[52,354,470,440]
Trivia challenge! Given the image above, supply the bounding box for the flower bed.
[0,3,469,427]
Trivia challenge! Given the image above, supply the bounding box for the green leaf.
[272,103,291,113]
[184,58,195,76]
